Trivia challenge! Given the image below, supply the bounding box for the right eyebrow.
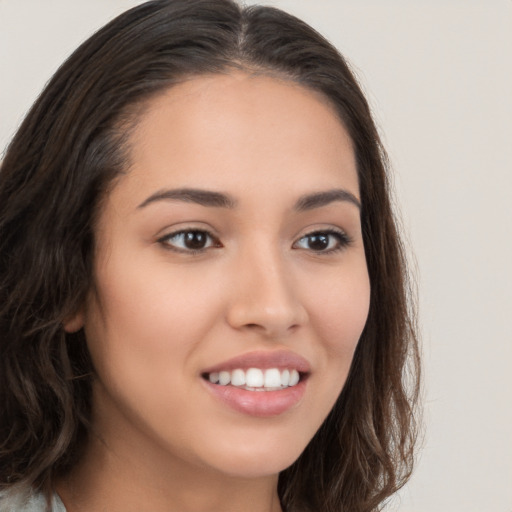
[137,188,237,209]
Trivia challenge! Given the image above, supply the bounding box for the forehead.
[113,72,359,207]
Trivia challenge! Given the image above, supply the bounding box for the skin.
[61,72,371,512]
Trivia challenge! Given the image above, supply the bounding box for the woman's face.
[73,73,370,479]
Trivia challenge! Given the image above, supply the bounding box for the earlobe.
[63,309,85,333]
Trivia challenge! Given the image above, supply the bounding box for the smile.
[205,367,301,391]
[201,350,310,416]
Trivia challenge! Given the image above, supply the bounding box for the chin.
[195,431,309,479]
[213,455,297,480]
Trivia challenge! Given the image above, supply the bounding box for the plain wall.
[1,1,511,511]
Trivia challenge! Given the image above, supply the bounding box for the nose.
[225,246,307,338]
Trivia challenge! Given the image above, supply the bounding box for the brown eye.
[293,230,351,253]
[183,231,209,249]
[159,230,220,253]
[305,234,330,251]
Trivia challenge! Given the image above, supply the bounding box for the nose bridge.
[226,238,305,335]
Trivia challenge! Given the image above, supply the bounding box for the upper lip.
[201,349,311,374]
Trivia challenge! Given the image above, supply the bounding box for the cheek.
[83,257,222,398]
[309,263,371,359]
[89,252,221,340]
[302,261,370,421]
[292,262,370,450]
[82,262,226,455]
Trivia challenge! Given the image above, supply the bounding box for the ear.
[63,309,85,333]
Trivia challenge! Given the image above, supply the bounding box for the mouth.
[200,350,310,417]
[202,367,306,391]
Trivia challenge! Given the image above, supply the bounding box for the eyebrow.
[137,187,360,211]
[294,189,361,211]
[137,188,237,209]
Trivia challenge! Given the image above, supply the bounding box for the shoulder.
[0,491,66,512]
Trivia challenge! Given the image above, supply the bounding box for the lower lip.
[203,379,307,417]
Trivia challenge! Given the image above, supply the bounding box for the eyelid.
[157,228,222,254]
[292,227,353,253]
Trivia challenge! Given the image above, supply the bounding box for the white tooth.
[264,368,281,388]
[231,369,246,386]
[209,372,219,384]
[289,369,300,386]
[246,368,264,387]
[281,369,290,387]
[218,371,231,386]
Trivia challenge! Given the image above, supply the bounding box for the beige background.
[1,1,511,510]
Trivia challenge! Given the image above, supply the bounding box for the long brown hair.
[0,1,420,510]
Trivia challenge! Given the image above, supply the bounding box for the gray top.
[0,492,66,512]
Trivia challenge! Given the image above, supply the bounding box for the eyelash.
[293,229,352,254]
[157,228,352,255]
[157,229,222,254]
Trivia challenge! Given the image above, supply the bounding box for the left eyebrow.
[294,189,361,211]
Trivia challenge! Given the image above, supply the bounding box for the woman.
[0,1,420,511]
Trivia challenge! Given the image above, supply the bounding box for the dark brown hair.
[0,1,420,510]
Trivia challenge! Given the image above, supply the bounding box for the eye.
[293,229,351,253]
[158,229,221,253]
